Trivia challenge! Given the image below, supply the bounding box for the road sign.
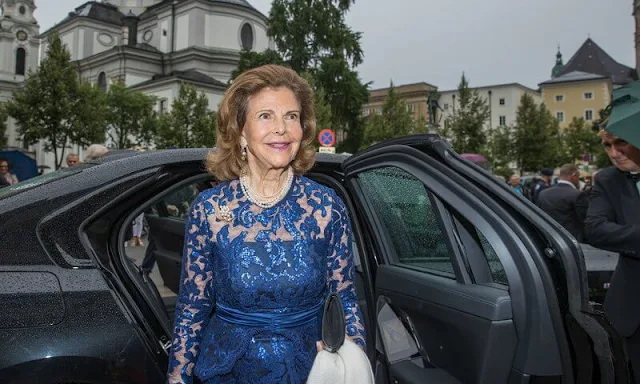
[318,129,336,147]
[318,147,336,154]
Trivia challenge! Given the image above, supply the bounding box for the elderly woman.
[167,65,366,384]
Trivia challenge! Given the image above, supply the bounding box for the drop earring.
[241,144,247,161]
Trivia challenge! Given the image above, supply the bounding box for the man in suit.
[585,129,640,382]
[537,164,588,242]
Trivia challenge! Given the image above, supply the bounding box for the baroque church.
[0,0,270,170]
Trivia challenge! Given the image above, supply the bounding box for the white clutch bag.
[307,293,374,384]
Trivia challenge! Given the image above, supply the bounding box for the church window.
[19,6,26,15]
[499,116,506,126]
[159,99,168,114]
[499,98,505,105]
[443,103,449,110]
[15,48,26,76]
[98,72,107,93]
[240,23,254,51]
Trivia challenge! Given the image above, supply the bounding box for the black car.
[0,135,630,383]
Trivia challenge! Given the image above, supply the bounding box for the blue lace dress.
[166,176,367,384]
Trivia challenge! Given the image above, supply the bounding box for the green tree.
[156,83,216,149]
[512,94,565,173]
[4,34,106,169]
[231,49,286,81]
[446,74,490,154]
[360,82,417,149]
[233,0,369,153]
[562,117,600,162]
[105,82,157,149]
[0,104,7,148]
[486,124,513,176]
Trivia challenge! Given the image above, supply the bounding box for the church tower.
[0,0,40,147]
[551,46,564,78]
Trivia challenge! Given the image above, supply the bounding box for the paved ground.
[124,239,176,299]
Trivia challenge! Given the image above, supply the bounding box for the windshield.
[0,165,89,199]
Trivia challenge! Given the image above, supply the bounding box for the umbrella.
[605,80,640,148]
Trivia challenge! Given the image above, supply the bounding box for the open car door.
[342,135,628,383]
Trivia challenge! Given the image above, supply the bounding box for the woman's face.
[242,87,303,174]
[0,161,8,175]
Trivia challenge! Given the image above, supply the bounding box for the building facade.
[437,83,542,131]
[362,82,439,125]
[539,71,612,129]
[0,0,40,149]
[0,0,270,170]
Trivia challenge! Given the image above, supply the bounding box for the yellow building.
[539,38,636,128]
[362,82,438,124]
[539,71,612,129]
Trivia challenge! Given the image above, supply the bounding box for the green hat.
[605,80,640,148]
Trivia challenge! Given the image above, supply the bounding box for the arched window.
[15,48,26,76]
[240,23,254,51]
[98,72,107,93]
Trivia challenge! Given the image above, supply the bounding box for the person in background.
[585,128,640,383]
[66,153,79,168]
[531,168,554,205]
[509,175,524,196]
[0,158,19,185]
[83,144,108,161]
[537,164,588,242]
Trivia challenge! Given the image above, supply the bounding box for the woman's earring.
[241,145,247,161]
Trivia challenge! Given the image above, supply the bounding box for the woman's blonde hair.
[207,64,318,180]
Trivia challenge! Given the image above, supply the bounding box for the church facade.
[0,0,270,169]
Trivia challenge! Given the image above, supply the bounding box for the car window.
[357,166,455,278]
[156,183,201,219]
[476,230,508,285]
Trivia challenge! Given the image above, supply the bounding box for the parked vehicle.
[0,134,630,383]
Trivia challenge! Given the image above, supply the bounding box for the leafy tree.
[269,0,363,71]
[156,83,216,149]
[562,117,600,162]
[4,33,106,169]
[360,82,417,149]
[512,94,565,173]
[486,124,513,175]
[446,74,490,154]
[104,82,157,149]
[233,0,369,153]
[231,49,286,81]
[0,104,7,148]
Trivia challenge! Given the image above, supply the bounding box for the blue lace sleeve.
[327,193,367,350]
[167,194,215,384]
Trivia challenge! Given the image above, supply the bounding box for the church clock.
[16,30,27,41]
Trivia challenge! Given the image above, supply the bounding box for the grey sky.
[36,0,636,91]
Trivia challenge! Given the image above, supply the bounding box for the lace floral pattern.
[166,176,366,384]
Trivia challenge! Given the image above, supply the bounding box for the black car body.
[0,135,630,383]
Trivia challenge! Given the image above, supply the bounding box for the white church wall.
[175,13,189,51]
[205,92,223,111]
[204,14,242,51]
[159,19,170,52]
[254,23,269,52]
[125,73,153,87]
[0,40,11,74]
[61,32,74,59]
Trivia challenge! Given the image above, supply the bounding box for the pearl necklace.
[240,168,294,208]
